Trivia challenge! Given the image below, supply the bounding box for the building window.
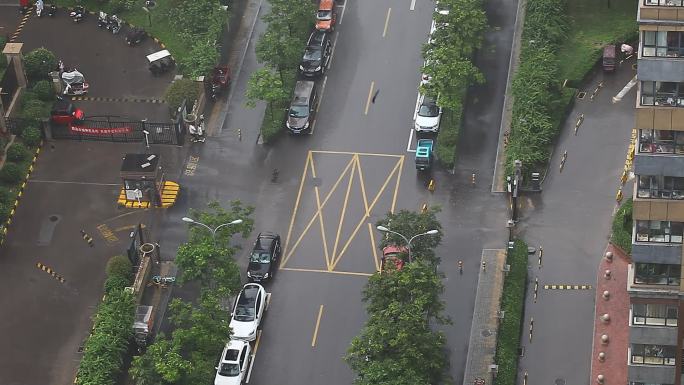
[634,263,681,285]
[644,0,684,6]
[638,129,684,155]
[637,175,684,199]
[631,344,677,365]
[643,31,684,57]
[641,81,684,107]
[635,220,684,243]
[632,303,678,326]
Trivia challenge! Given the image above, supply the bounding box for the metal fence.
[46,115,185,145]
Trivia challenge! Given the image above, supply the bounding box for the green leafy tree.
[23,48,57,83]
[175,239,241,297]
[164,78,200,116]
[245,67,289,122]
[186,200,254,246]
[376,208,443,262]
[182,38,220,79]
[265,0,316,41]
[347,261,451,385]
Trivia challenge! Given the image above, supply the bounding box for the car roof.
[254,233,277,251]
[238,283,263,304]
[319,0,334,10]
[226,339,248,352]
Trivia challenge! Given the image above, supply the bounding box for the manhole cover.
[555,379,566,385]
[481,329,492,337]
[311,177,322,187]
[49,215,60,222]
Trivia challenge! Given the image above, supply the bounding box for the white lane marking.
[328,35,338,71]
[383,8,392,38]
[337,3,346,26]
[406,128,416,153]
[410,0,417,10]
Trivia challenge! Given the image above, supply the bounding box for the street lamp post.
[182,217,243,245]
[142,6,152,27]
[376,225,439,263]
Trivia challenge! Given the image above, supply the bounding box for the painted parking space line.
[406,128,416,153]
[245,330,261,383]
[383,8,392,38]
[337,3,346,25]
[328,35,339,71]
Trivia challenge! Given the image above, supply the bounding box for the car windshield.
[250,252,271,264]
[303,47,322,61]
[419,103,440,117]
[289,105,309,118]
[218,363,240,377]
[234,304,255,321]
[317,10,332,20]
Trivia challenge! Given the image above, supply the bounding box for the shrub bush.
[6,143,29,162]
[0,163,24,184]
[32,80,54,102]
[75,271,134,385]
[24,48,57,83]
[109,0,135,13]
[164,78,200,117]
[611,198,633,254]
[19,100,50,124]
[106,255,133,279]
[22,126,42,147]
[0,186,13,204]
[0,201,10,223]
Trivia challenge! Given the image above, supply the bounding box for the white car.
[229,283,266,341]
[414,94,442,133]
[214,339,252,385]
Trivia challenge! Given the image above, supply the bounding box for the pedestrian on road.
[458,260,463,274]
[35,0,43,16]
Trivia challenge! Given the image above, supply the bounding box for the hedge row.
[504,0,569,177]
[494,239,529,385]
[75,256,135,385]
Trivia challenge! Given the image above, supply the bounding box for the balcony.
[639,0,684,23]
[634,130,684,176]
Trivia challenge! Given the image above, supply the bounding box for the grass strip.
[494,239,528,385]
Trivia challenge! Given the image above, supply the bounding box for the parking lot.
[0,5,186,384]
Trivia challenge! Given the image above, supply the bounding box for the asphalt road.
[156,0,517,383]
[516,63,637,385]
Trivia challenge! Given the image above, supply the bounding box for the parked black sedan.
[299,30,331,77]
[247,232,281,282]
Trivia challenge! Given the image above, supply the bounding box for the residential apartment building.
[629,2,684,385]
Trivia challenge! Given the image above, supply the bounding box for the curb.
[0,139,43,247]
[490,0,526,193]
[215,0,264,135]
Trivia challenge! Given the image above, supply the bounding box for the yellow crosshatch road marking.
[281,151,404,274]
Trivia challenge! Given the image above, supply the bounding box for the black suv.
[299,30,331,77]
[247,232,281,282]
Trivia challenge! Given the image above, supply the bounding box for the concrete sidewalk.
[462,249,507,385]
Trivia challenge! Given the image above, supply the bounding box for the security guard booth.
[118,153,179,208]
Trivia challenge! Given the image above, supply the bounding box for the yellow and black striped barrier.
[544,284,593,290]
[10,10,32,42]
[36,262,65,283]
[70,96,165,103]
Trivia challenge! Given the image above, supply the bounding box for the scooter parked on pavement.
[46,3,56,16]
[70,5,85,22]
[109,14,122,34]
[97,11,110,28]
[126,27,146,46]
